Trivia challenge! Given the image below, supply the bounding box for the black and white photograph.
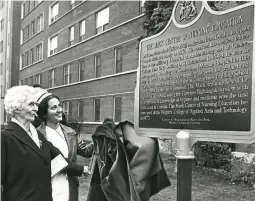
[1,1,255,201]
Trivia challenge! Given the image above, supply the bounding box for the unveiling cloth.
[87,118,170,201]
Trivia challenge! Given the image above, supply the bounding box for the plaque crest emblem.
[179,1,197,22]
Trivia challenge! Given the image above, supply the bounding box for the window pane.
[78,100,84,120]
[94,99,100,121]
[52,3,59,18]
[80,20,85,36]
[116,48,122,73]
[51,36,58,50]
[96,7,109,28]
[95,55,101,66]
[69,102,73,117]
[79,60,84,81]
[31,20,35,35]
[114,97,122,122]
[141,0,146,7]
[69,26,74,41]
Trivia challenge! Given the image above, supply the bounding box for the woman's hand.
[83,166,91,176]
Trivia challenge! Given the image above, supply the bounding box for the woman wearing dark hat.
[35,90,93,201]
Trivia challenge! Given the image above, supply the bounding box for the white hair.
[4,85,36,117]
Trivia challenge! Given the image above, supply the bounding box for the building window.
[31,0,35,9]
[0,19,4,31]
[63,102,69,116]
[70,0,75,9]
[50,2,59,23]
[0,63,3,75]
[96,7,109,34]
[140,0,146,14]
[21,30,23,44]
[24,78,28,85]
[115,47,123,73]
[25,51,29,66]
[21,42,43,68]
[94,99,100,122]
[78,100,84,120]
[37,14,43,33]
[78,59,85,81]
[35,74,41,85]
[26,25,30,40]
[0,85,3,97]
[49,69,55,87]
[69,101,73,118]
[79,19,85,41]
[95,54,101,78]
[30,48,34,64]
[114,96,122,122]
[35,43,43,61]
[21,3,25,19]
[49,35,58,55]
[29,76,34,85]
[31,20,35,35]
[63,101,73,118]
[0,1,5,9]
[0,41,3,53]
[63,64,72,85]
[68,26,74,46]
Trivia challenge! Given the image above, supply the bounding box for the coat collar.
[37,122,75,159]
[6,122,48,163]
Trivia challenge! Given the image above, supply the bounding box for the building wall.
[10,1,21,87]
[0,0,21,125]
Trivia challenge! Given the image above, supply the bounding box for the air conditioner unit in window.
[50,48,57,55]
[96,26,103,34]
[70,3,75,9]
[79,35,86,42]
[68,40,75,47]
[51,15,58,23]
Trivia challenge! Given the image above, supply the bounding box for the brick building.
[19,0,146,133]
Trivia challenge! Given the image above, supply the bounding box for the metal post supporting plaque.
[176,130,194,201]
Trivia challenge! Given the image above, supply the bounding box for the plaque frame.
[135,1,255,144]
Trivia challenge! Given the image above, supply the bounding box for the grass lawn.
[77,153,254,201]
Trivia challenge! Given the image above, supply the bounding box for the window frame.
[70,0,75,9]
[115,47,123,73]
[63,64,71,85]
[63,102,69,116]
[78,59,85,81]
[94,98,100,122]
[114,96,122,122]
[68,26,75,46]
[49,35,58,56]
[79,19,86,41]
[96,7,109,34]
[48,69,56,88]
[50,2,59,23]
[0,19,4,31]
[78,100,84,121]
[95,54,101,78]
[35,74,42,85]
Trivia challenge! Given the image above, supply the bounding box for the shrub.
[66,116,83,137]
[228,156,255,185]
[193,141,232,170]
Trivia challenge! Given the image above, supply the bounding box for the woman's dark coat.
[1,122,84,201]
[37,123,93,201]
[87,118,170,201]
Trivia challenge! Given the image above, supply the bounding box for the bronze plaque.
[135,1,255,143]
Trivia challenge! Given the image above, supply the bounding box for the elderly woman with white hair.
[1,85,89,201]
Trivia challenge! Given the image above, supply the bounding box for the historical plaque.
[135,1,255,143]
